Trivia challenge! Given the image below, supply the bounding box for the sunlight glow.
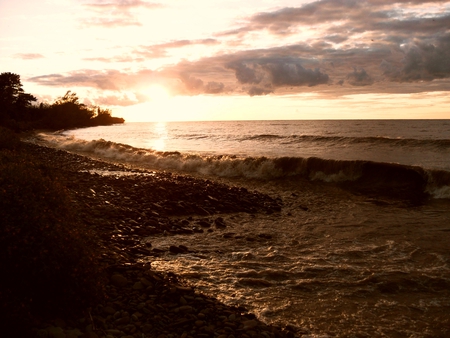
[142,85,171,102]
[149,122,167,151]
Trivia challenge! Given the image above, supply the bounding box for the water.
[60,120,450,171]
[35,120,450,337]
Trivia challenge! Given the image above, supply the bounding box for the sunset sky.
[1,0,450,121]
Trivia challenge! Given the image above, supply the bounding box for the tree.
[45,91,95,129]
[0,72,36,122]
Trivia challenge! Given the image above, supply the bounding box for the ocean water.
[35,120,450,337]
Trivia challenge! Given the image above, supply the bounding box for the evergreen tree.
[0,72,36,122]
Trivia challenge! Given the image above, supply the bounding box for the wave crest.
[36,133,450,200]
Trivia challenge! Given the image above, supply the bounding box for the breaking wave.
[238,134,450,149]
[35,133,450,200]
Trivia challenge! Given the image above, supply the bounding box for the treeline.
[0,72,124,131]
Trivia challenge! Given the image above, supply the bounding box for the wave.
[238,134,450,149]
[35,133,450,201]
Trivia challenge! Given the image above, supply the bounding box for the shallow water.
[63,120,450,171]
[146,177,450,337]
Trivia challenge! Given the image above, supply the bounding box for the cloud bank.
[29,0,450,103]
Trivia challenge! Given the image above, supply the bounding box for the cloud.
[81,0,164,27]
[29,69,157,91]
[95,93,142,106]
[204,81,225,94]
[248,86,273,96]
[382,34,450,82]
[227,0,449,37]
[226,57,329,95]
[28,0,450,100]
[14,53,45,60]
[177,74,225,95]
[135,39,219,59]
[346,68,374,86]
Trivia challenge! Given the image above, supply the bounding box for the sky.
[1,0,450,121]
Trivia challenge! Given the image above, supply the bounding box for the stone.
[169,245,187,254]
[36,329,49,338]
[141,324,153,333]
[132,281,144,290]
[65,329,83,338]
[140,277,152,287]
[46,326,65,338]
[111,274,128,287]
[177,305,194,313]
[179,296,188,305]
[103,306,116,315]
[195,320,205,327]
[242,320,258,330]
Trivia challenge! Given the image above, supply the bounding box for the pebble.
[27,144,295,338]
[110,274,128,287]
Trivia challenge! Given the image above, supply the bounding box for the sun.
[142,84,170,102]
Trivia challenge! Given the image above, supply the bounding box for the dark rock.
[169,245,188,254]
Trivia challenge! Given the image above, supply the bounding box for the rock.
[177,305,194,313]
[215,217,226,228]
[46,326,65,338]
[65,329,83,338]
[110,274,128,287]
[103,306,116,315]
[36,329,49,338]
[169,245,187,254]
[179,296,188,305]
[132,281,144,290]
[242,319,259,330]
[197,220,211,228]
[140,277,152,287]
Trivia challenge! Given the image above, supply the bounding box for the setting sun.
[142,85,171,102]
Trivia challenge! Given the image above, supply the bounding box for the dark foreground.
[20,143,296,338]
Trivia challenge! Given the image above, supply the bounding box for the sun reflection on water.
[150,122,167,151]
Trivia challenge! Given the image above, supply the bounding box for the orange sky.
[1,0,449,121]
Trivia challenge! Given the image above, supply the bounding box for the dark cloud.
[226,62,264,85]
[346,68,374,86]
[265,60,329,87]
[382,34,450,82]
[210,0,450,92]
[248,86,273,96]
[178,74,225,95]
[231,0,449,37]
[226,57,329,94]
[14,53,45,60]
[81,0,164,27]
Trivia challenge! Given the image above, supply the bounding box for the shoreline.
[20,142,297,338]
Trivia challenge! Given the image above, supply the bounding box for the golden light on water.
[149,121,168,151]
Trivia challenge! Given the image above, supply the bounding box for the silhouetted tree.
[42,91,95,129]
[1,72,124,131]
[0,72,37,123]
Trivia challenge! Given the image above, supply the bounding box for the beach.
[23,138,450,337]
[21,141,296,338]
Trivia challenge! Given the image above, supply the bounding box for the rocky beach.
[20,142,296,338]
[3,137,450,338]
